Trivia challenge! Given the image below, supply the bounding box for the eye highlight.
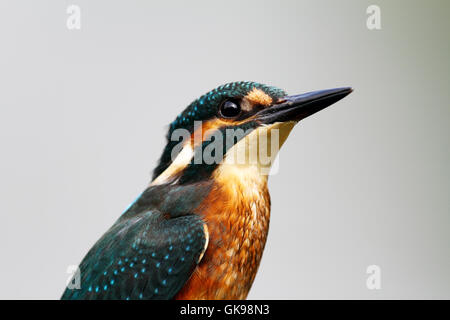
[219,100,241,118]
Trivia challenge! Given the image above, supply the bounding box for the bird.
[61,81,352,300]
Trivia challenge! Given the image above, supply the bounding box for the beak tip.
[338,86,353,95]
[343,87,353,98]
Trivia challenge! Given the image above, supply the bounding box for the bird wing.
[61,210,207,300]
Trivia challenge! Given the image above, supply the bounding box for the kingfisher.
[61,81,352,300]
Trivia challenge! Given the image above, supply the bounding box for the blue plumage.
[62,183,211,300]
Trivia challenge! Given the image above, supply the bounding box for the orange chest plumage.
[175,171,271,300]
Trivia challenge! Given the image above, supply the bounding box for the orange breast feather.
[175,169,271,300]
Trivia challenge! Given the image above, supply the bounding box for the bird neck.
[176,163,271,299]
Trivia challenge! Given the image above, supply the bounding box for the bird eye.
[219,100,241,118]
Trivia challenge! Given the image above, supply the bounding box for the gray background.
[0,0,449,299]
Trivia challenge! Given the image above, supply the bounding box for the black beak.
[257,87,353,124]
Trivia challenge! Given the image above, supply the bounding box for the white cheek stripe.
[151,143,194,185]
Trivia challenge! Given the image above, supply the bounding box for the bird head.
[152,81,352,185]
